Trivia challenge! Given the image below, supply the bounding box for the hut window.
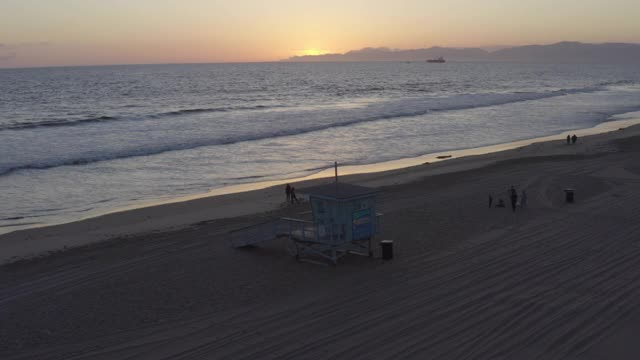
[318,201,325,214]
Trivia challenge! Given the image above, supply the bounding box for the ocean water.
[1,62,640,232]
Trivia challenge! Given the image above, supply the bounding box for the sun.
[297,48,330,56]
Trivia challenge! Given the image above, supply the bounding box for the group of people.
[566,134,578,144]
[489,185,527,212]
[285,184,299,204]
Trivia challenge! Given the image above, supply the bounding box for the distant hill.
[285,42,640,63]
[287,46,490,62]
[490,41,640,63]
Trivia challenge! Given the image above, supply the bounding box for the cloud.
[0,53,17,62]
[3,41,49,49]
[0,42,48,65]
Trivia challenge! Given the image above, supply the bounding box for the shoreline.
[2,114,640,264]
[6,113,640,236]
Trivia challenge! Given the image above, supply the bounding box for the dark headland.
[285,41,640,63]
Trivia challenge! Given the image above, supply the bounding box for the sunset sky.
[1,0,639,68]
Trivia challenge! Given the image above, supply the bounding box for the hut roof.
[300,182,377,201]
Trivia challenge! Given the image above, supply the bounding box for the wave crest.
[0,105,283,132]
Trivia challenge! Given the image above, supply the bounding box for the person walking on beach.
[489,193,493,208]
[509,186,518,212]
[566,135,571,145]
[520,189,528,209]
[285,184,291,203]
[290,186,299,204]
[572,134,578,144]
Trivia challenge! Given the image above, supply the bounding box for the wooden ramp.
[227,219,284,248]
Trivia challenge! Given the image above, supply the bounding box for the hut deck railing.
[227,213,383,264]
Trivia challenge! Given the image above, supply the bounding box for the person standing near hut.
[566,135,571,144]
[509,186,518,212]
[290,186,299,204]
[572,134,578,144]
[285,184,291,203]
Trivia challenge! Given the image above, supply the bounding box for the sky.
[1,0,639,68]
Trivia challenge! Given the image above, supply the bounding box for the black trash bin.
[564,188,575,203]
[380,240,394,260]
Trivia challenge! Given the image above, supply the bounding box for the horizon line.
[3,40,640,70]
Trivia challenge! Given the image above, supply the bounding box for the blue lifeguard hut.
[228,163,381,265]
[281,181,379,264]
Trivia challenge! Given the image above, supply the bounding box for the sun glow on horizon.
[296,48,332,56]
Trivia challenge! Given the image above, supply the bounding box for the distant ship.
[426,57,445,63]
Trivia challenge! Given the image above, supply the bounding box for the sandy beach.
[2,123,640,359]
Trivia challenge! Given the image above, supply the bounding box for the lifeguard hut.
[228,163,381,265]
[279,182,379,265]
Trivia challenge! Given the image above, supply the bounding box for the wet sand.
[2,123,640,359]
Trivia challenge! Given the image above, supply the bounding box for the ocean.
[1,62,640,232]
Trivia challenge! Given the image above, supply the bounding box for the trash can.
[564,188,575,203]
[380,240,394,260]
